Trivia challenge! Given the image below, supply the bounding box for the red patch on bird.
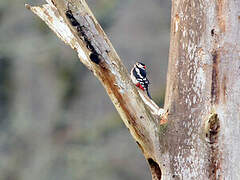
[136,83,145,91]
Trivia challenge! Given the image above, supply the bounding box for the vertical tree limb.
[164,0,240,179]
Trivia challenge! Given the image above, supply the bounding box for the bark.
[26,0,165,179]
[164,0,240,179]
[26,0,240,179]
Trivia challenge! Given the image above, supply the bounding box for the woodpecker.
[130,62,152,99]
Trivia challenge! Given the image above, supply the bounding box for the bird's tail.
[146,88,152,99]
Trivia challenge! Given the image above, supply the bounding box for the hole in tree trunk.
[147,158,162,180]
[90,52,101,64]
[211,29,215,36]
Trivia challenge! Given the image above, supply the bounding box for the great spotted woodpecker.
[130,62,151,99]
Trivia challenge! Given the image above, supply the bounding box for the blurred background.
[0,0,170,179]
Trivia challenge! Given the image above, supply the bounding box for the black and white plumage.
[130,62,151,99]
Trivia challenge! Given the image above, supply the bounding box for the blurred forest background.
[0,0,170,179]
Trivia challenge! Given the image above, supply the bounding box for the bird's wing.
[139,68,146,78]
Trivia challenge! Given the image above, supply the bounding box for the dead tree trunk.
[164,0,240,179]
[26,0,240,179]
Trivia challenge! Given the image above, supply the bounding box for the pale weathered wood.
[26,0,240,179]
[26,0,165,179]
[164,0,240,179]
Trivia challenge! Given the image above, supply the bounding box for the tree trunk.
[164,0,240,179]
[26,0,240,179]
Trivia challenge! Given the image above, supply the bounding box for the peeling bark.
[26,0,240,179]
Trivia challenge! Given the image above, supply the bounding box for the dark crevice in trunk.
[206,113,222,179]
[211,50,220,104]
[148,158,162,180]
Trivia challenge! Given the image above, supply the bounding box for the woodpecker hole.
[205,113,220,144]
[65,10,80,27]
[211,29,215,36]
[147,158,162,180]
[65,8,105,66]
[70,18,79,26]
[90,52,101,64]
[65,10,73,19]
[206,112,222,179]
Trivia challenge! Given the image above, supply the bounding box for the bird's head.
[135,62,146,69]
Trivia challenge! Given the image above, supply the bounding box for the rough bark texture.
[26,0,240,179]
[26,0,165,179]
[164,0,240,179]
